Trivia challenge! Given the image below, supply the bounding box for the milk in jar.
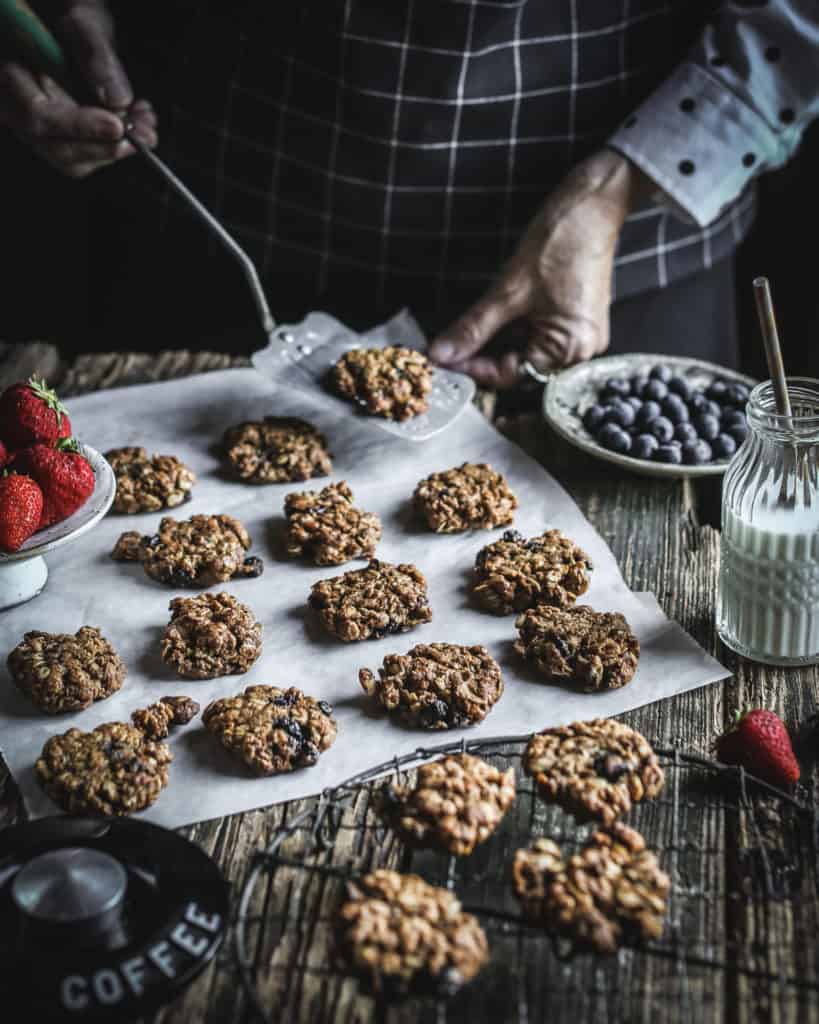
[717,378,819,666]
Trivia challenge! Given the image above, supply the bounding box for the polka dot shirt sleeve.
[608,1,819,228]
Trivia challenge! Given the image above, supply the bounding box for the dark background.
[2,121,818,377]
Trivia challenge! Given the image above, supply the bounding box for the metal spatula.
[3,0,476,441]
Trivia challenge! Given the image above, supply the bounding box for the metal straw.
[753,277,797,507]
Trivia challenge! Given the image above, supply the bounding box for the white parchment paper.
[0,342,729,828]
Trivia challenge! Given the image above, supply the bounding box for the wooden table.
[2,344,818,1024]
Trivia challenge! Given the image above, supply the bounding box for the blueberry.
[674,422,698,444]
[649,365,673,383]
[712,433,738,459]
[705,399,723,420]
[725,382,750,407]
[643,379,669,402]
[654,443,683,464]
[583,404,607,433]
[602,401,636,429]
[694,413,720,441]
[721,408,746,428]
[598,422,632,453]
[635,400,662,427]
[668,376,693,401]
[630,376,649,396]
[604,377,631,398]
[706,379,729,402]
[632,434,659,460]
[727,422,748,446]
[687,392,710,415]
[625,395,643,410]
[682,439,713,465]
[662,394,690,424]
[649,416,675,443]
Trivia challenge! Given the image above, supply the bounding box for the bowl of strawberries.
[0,376,115,610]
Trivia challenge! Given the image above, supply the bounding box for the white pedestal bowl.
[0,445,115,611]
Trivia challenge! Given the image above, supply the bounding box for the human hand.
[429,149,653,388]
[0,0,156,178]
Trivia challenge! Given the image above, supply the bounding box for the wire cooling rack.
[234,734,819,1023]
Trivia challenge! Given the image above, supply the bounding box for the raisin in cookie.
[512,823,670,954]
[514,605,639,691]
[336,870,488,997]
[222,416,332,483]
[379,753,515,856]
[473,529,592,615]
[106,446,196,514]
[112,514,263,587]
[359,642,503,729]
[132,696,200,739]
[202,685,337,775]
[523,719,665,826]
[8,626,125,714]
[284,481,381,565]
[161,592,263,679]
[309,560,432,642]
[330,346,432,421]
[35,722,172,816]
[413,463,518,533]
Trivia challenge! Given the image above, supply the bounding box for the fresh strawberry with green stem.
[11,439,94,529]
[0,376,72,449]
[716,708,800,788]
[0,473,44,552]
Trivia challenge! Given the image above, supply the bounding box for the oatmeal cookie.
[8,626,125,714]
[336,869,488,997]
[111,513,263,587]
[222,416,332,483]
[284,481,381,565]
[132,696,201,739]
[512,823,670,954]
[523,719,665,825]
[413,463,518,533]
[35,722,172,816]
[473,529,592,615]
[202,684,337,775]
[309,560,432,642]
[330,346,432,421]
[106,446,196,514]
[359,642,504,729]
[514,605,639,691]
[379,753,515,856]
[161,592,263,678]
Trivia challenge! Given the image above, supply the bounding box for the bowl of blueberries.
[543,354,757,477]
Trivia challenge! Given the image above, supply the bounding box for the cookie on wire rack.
[336,869,489,996]
[523,718,665,826]
[377,752,515,855]
[512,822,670,954]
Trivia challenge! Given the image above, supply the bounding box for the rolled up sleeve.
[609,2,819,227]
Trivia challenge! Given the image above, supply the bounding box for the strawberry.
[11,439,95,529]
[0,376,71,449]
[716,708,800,788]
[0,473,44,552]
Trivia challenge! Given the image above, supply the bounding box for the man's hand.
[0,0,156,178]
[429,149,653,388]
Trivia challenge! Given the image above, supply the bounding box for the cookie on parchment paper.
[413,462,518,533]
[132,696,200,739]
[359,642,504,730]
[161,592,262,679]
[284,481,381,566]
[222,416,331,483]
[8,626,125,714]
[106,446,196,514]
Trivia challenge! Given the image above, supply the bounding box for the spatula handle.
[0,0,68,81]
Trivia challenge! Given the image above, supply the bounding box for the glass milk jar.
[718,378,819,665]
